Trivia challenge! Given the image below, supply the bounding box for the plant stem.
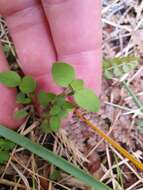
[122,81,143,109]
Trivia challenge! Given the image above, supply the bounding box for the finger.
[0,0,60,93]
[42,0,102,95]
[0,47,21,128]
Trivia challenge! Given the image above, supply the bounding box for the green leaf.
[0,71,21,87]
[103,58,112,70]
[14,110,28,120]
[50,169,61,181]
[104,70,113,79]
[62,102,74,110]
[0,125,111,190]
[53,95,66,106]
[103,56,139,79]
[19,76,36,94]
[16,93,31,104]
[70,79,84,91]
[0,138,15,151]
[50,116,61,132]
[128,62,137,69]
[0,151,9,164]
[41,119,52,134]
[52,62,75,87]
[50,105,61,115]
[58,110,68,119]
[38,91,56,107]
[74,88,100,112]
[122,64,130,73]
[113,66,123,77]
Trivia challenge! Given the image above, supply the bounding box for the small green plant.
[39,62,100,133]
[0,70,36,119]
[104,55,143,135]
[0,137,15,164]
[103,55,139,79]
[0,62,100,133]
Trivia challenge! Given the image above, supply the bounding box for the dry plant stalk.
[75,109,143,172]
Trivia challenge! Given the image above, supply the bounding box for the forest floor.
[0,0,143,189]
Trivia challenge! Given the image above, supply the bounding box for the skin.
[0,0,102,128]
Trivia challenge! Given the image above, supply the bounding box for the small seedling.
[103,55,139,79]
[0,71,36,119]
[0,137,15,164]
[38,62,100,133]
[104,56,143,134]
[0,62,100,133]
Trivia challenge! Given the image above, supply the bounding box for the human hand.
[0,0,102,128]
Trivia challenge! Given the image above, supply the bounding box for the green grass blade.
[122,81,143,109]
[0,125,111,190]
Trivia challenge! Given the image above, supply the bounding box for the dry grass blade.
[0,178,29,189]
[10,161,31,189]
[75,109,143,172]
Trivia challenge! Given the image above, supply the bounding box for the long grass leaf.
[0,125,111,190]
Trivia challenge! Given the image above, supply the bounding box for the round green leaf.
[50,116,61,132]
[53,95,66,106]
[52,62,75,87]
[16,93,31,104]
[58,110,68,119]
[38,91,56,107]
[62,102,74,110]
[70,79,84,91]
[14,110,28,120]
[0,71,21,87]
[50,105,61,115]
[113,67,123,77]
[104,70,113,79]
[122,64,130,73]
[19,76,36,94]
[74,88,100,112]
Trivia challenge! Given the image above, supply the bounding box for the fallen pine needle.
[75,109,143,172]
